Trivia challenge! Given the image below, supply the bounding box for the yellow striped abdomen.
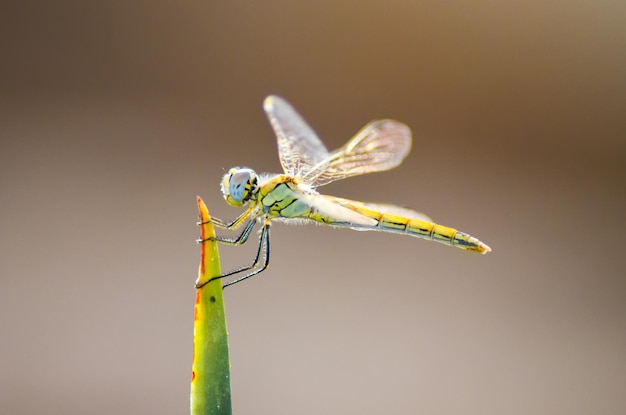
[377,213,491,253]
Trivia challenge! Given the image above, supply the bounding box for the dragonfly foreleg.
[195,222,271,289]
[202,220,256,245]
[198,205,255,230]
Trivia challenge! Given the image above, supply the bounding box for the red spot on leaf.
[194,293,200,321]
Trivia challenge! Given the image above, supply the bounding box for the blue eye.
[221,168,258,206]
[230,176,248,201]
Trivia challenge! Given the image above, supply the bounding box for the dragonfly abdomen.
[378,214,491,254]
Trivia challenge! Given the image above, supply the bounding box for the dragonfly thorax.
[221,167,259,207]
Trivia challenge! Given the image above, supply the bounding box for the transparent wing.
[263,95,330,178]
[323,195,433,223]
[302,120,412,187]
[355,202,433,223]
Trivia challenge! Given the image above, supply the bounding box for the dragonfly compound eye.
[221,168,258,206]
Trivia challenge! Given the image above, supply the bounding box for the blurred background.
[1,2,625,414]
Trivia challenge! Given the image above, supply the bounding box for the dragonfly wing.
[324,196,433,223]
[299,193,379,227]
[303,120,412,187]
[355,202,433,222]
[263,95,330,178]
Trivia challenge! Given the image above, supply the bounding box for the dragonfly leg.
[197,205,255,230]
[197,219,257,246]
[222,225,271,288]
[195,222,271,289]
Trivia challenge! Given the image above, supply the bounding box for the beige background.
[1,2,625,414]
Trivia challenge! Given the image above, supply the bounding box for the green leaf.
[190,197,232,415]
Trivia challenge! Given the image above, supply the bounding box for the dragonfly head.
[221,167,259,207]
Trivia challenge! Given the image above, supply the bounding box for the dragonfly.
[197,95,491,288]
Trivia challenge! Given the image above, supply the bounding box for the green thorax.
[257,175,313,219]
